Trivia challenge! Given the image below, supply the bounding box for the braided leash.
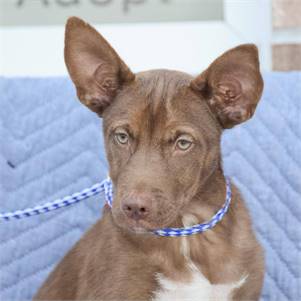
[0,177,231,237]
[0,178,111,222]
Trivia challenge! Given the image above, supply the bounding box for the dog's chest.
[152,267,245,301]
[152,217,246,301]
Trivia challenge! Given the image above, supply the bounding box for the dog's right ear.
[64,17,135,115]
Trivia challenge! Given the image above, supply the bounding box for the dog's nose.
[122,201,150,221]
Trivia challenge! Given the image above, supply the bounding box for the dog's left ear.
[190,44,263,128]
[64,17,135,115]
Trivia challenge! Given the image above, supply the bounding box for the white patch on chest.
[153,265,246,301]
[152,215,247,301]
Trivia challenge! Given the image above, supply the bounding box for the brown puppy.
[34,17,264,301]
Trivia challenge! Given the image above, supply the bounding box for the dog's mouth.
[121,218,157,233]
[112,209,180,235]
[127,225,150,234]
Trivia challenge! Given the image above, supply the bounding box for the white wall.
[0,1,272,77]
[0,21,248,77]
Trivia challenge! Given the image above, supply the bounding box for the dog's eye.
[176,136,193,151]
[114,130,129,145]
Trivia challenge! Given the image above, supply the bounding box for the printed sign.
[0,0,223,26]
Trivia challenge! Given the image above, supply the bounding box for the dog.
[34,17,264,301]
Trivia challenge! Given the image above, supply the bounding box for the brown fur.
[34,17,264,301]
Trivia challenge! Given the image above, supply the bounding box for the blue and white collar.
[104,177,232,237]
[0,176,231,235]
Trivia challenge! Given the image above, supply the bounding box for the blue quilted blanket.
[0,73,300,300]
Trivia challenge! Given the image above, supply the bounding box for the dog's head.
[65,17,263,233]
